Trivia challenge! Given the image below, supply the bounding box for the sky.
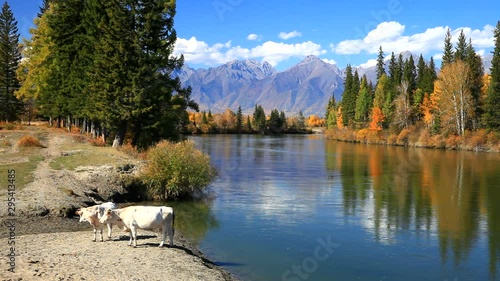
[10,0,499,71]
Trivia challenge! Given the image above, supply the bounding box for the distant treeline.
[325,23,500,151]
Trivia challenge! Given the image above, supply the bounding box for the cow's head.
[99,208,113,224]
[77,207,100,225]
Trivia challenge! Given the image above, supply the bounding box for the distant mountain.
[175,52,493,117]
[177,56,343,116]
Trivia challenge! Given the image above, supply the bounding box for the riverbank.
[325,126,500,152]
[0,124,238,281]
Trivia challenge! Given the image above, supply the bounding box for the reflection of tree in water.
[325,140,500,276]
[167,199,219,245]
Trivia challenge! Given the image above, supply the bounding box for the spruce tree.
[376,46,386,82]
[38,0,51,17]
[442,28,454,69]
[466,39,484,129]
[416,54,426,90]
[236,106,243,133]
[341,65,356,126]
[0,2,21,122]
[485,21,500,130]
[455,30,467,61]
[354,75,371,123]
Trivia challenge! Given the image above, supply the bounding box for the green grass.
[49,145,132,170]
[0,153,44,190]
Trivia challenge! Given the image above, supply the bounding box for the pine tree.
[465,39,484,129]
[354,75,371,123]
[325,95,336,128]
[268,108,282,133]
[455,30,467,62]
[236,106,243,133]
[416,54,426,90]
[442,28,454,69]
[246,116,252,132]
[341,65,356,126]
[376,46,386,82]
[252,104,266,132]
[38,0,51,17]
[403,55,417,98]
[0,2,21,122]
[485,21,500,130]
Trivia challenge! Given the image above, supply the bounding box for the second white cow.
[99,205,175,248]
[76,202,116,242]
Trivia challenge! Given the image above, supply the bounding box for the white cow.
[99,205,175,248]
[76,202,116,242]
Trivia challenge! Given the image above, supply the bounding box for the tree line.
[326,22,500,149]
[2,0,196,150]
[186,105,321,134]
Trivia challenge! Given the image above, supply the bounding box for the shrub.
[5,123,15,130]
[17,135,44,147]
[89,137,106,147]
[139,140,218,200]
[396,129,411,146]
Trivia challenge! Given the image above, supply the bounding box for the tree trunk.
[49,116,53,127]
[113,120,127,148]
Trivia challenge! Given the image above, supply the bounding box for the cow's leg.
[93,228,97,242]
[128,230,133,246]
[169,224,174,247]
[159,226,166,248]
[130,226,138,247]
[99,226,104,242]
[106,223,113,239]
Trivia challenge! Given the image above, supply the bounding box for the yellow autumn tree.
[307,115,324,127]
[420,93,438,128]
[433,60,472,136]
[336,106,344,129]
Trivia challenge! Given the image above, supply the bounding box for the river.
[170,134,500,281]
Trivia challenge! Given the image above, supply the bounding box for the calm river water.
[170,134,500,281]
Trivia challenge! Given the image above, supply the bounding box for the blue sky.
[10,0,499,71]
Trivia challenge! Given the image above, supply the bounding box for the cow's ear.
[76,209,82,215]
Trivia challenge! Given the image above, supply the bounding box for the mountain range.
[175,53,493,117]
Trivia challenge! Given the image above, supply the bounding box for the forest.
[325,23,500,151]
[1,0,196,150]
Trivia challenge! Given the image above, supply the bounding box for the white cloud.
[278,30,302,40]
[357,59,377,68]
[247,33,262,41]
[174,37,326,67]
[322,58,337,65]
[333,21,495,57]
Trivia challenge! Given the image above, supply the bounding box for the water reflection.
[325,141,500,276]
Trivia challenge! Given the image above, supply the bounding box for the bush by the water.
[140,140,217,200]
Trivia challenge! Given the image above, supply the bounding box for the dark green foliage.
[341,65,357,126]
[466,39,484,129]
[252,104,266,132]
[38,0,51,17]
[236,106,243,133]
[485,21,500,130]
[455,30,467,62]
[376,46,386,81]
[354,75,371,123]
[246,116,252,132]
[325,95,336,128]
[403,55,417,104]
[0,2,21,122]
[442,28,454,69]
[268,108,284,133]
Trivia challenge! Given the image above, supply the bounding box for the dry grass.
[18,135,45,148]
[89,138,106,147]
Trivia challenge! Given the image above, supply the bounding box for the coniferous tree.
[38,0,51,17]
[279,111,287,130]
[485,21,500,130]
[325,95,336,128]
[403,55,417,98]
[442,28,454,69]
[246,115,252,132]
[0,2,21,122]
[376,46,386,82]
[341,65,356,126]
[465,39,484,129]
[416,55,426,91]
[455,30,467,62]
[236,106,243,133]
[252,104,266,132]
[268,108,282,133]
[354,75,371,123]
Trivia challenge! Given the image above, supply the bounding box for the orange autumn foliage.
[369,107,384,131]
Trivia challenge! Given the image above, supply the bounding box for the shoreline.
[1,215,239,281]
